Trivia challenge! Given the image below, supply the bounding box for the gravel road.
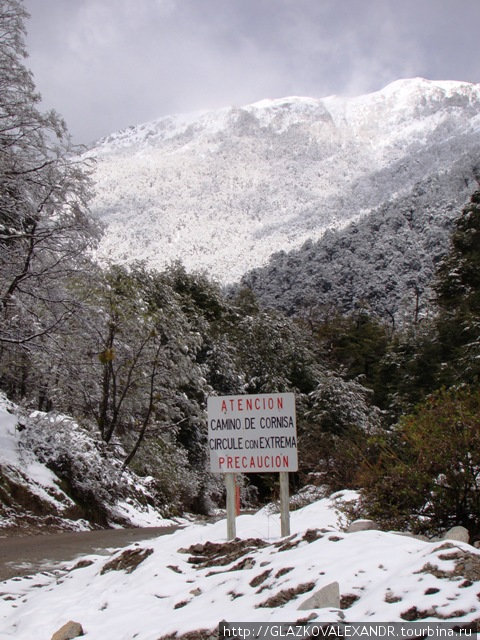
[0,526,180,582]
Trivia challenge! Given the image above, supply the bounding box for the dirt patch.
[303,529,323,543]
[100,547,154,574]
[168,565,183,574]
[418,546,480,582]
[0,468,73,517]
[179,538,267,569]
[401,606,435,621]
[401,606,472,621]
[385,595,402,604]
[257,581,315,608]
[71,559,94,571]
[223,556,255,572]
[341,593,360,608]
[249,569,272,587]
[274,535,300,552]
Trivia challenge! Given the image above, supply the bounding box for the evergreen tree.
[370,189,480,417]
[299,370,382,490]
[434,190,480,384]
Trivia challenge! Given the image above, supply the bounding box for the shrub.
[358,386,480,537]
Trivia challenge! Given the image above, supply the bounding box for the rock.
[442,526,470,543]
[297,581,340,610]
[346,519,378,533]
[51,620,84,640]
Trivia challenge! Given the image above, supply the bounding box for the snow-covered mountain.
[89,78,480,284]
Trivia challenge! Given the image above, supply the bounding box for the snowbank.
[1,494,479,639]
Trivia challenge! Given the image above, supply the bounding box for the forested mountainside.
[89,78,480,285]
[240,157,480,325]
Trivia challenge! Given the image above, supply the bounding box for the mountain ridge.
[88,77,480,289]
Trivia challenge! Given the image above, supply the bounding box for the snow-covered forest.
[88,77,480,287]
[1,0,480,636]
[1,0,480,540]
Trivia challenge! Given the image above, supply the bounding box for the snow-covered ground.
[1,493,479,639]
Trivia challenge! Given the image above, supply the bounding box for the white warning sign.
[207,393,297,473]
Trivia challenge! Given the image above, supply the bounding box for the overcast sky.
[22,0,480,145]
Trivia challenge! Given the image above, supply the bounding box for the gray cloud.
[22,0,480,144]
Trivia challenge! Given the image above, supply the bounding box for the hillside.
[240,159,478,322]
[89,78,480,289]
[0,394,175,533]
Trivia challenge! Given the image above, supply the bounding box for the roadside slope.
[0,394,175,533]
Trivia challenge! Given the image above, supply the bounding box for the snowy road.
[0,526,180,581]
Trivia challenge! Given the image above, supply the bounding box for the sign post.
[279,471,290,537]
[207,392,297,539]
[225,474,236,539]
